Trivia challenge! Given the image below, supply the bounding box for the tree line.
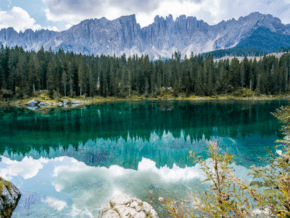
[202,46,290,59]
[1,45,290,99]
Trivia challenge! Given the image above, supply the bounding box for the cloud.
[0,154,252,217]
[42,0,190,28]
[52,157,208,216]
[42,197,68,211]
[65,24,73,30]
[51,156,251,216]
[0,156,65,180]
[0,156,48,180]
[69,204,94,218]
[0,7,59,32]
[197,0,290,25]
[43,0,290,30]
[43,26,59,31]
[43,0,160,16]
[138,158,205,181]
[0,7,42,32]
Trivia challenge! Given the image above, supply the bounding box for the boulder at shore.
[100,194,158,218]
[25,99,39,106]
[71,100,81,104]
[0,177,21,218]
[39,101,47,107]
[63,99,70,105]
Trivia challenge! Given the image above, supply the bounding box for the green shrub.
[232,88,256,97]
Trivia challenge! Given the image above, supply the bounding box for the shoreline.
[0,93,290,113]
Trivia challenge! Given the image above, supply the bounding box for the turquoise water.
[0,100,287,217]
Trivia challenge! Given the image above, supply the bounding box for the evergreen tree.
[47,56,56,97]
[1,44,290,100]
[195,65,205,96]
[78,61,86,97]
[27,53,40,96]
[182,56,191,96]
[62,70,67,96]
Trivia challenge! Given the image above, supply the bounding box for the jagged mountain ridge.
[0,12,289,59]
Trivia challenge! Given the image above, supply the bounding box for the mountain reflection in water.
[0,100,288,217]
[0,156,250,217]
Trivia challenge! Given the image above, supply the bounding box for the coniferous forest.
[1,45,290,100]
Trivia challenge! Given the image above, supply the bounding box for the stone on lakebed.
[100,194,158,218]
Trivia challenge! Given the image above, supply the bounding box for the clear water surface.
[0,100,288,217]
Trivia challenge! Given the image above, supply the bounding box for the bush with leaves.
[248,106,290,217]
[161,104,290,218]
[161,141,263,217]
[0,89,13,101]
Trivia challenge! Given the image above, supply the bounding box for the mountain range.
[0,12,290,59]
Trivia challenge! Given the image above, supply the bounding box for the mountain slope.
[0,12,289,59]
[235,27,290,52]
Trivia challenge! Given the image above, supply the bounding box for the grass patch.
[145,212,152,218]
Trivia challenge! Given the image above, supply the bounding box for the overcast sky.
[0,0,290,33]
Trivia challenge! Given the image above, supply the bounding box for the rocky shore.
[0,178,158,218]
[1,94,290,113]
[0,177,21,218]
[100,194,158,218]
[25,98,82,107]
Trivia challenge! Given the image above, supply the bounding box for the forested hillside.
[0,45,290,100]
[201,47,268,59]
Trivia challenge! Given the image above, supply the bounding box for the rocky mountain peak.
[0,12,289,59]
[166,14,174,21]
[118,14,137,22]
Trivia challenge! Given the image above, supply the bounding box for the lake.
[0,100,288,217]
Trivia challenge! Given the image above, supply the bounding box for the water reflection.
[0,155,251,218]
[1,131,277,169]
[0,100,288,217]
[0,101,285,156]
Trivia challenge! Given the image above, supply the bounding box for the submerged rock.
[100,194,158,218]
[39,102,47,106]
[63,99,70,105]
[27,106,38,110]
[26,99,39,106]
[0,177,21,218]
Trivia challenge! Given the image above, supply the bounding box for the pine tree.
[195,65,205,96]
[47,56,56,97]
[37,46,47,90]
[182,56,191,96]
[62,70,67,96]
[27,53,40,96]
[119,62,126,97]
[229,57,240,91]
[273,58,280,94]
[7,48,19,94]
[136,58,142,95]
[128,57,133,97]
[240,62,245,88]
[151,62,157,97]
[78,62,86,97]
